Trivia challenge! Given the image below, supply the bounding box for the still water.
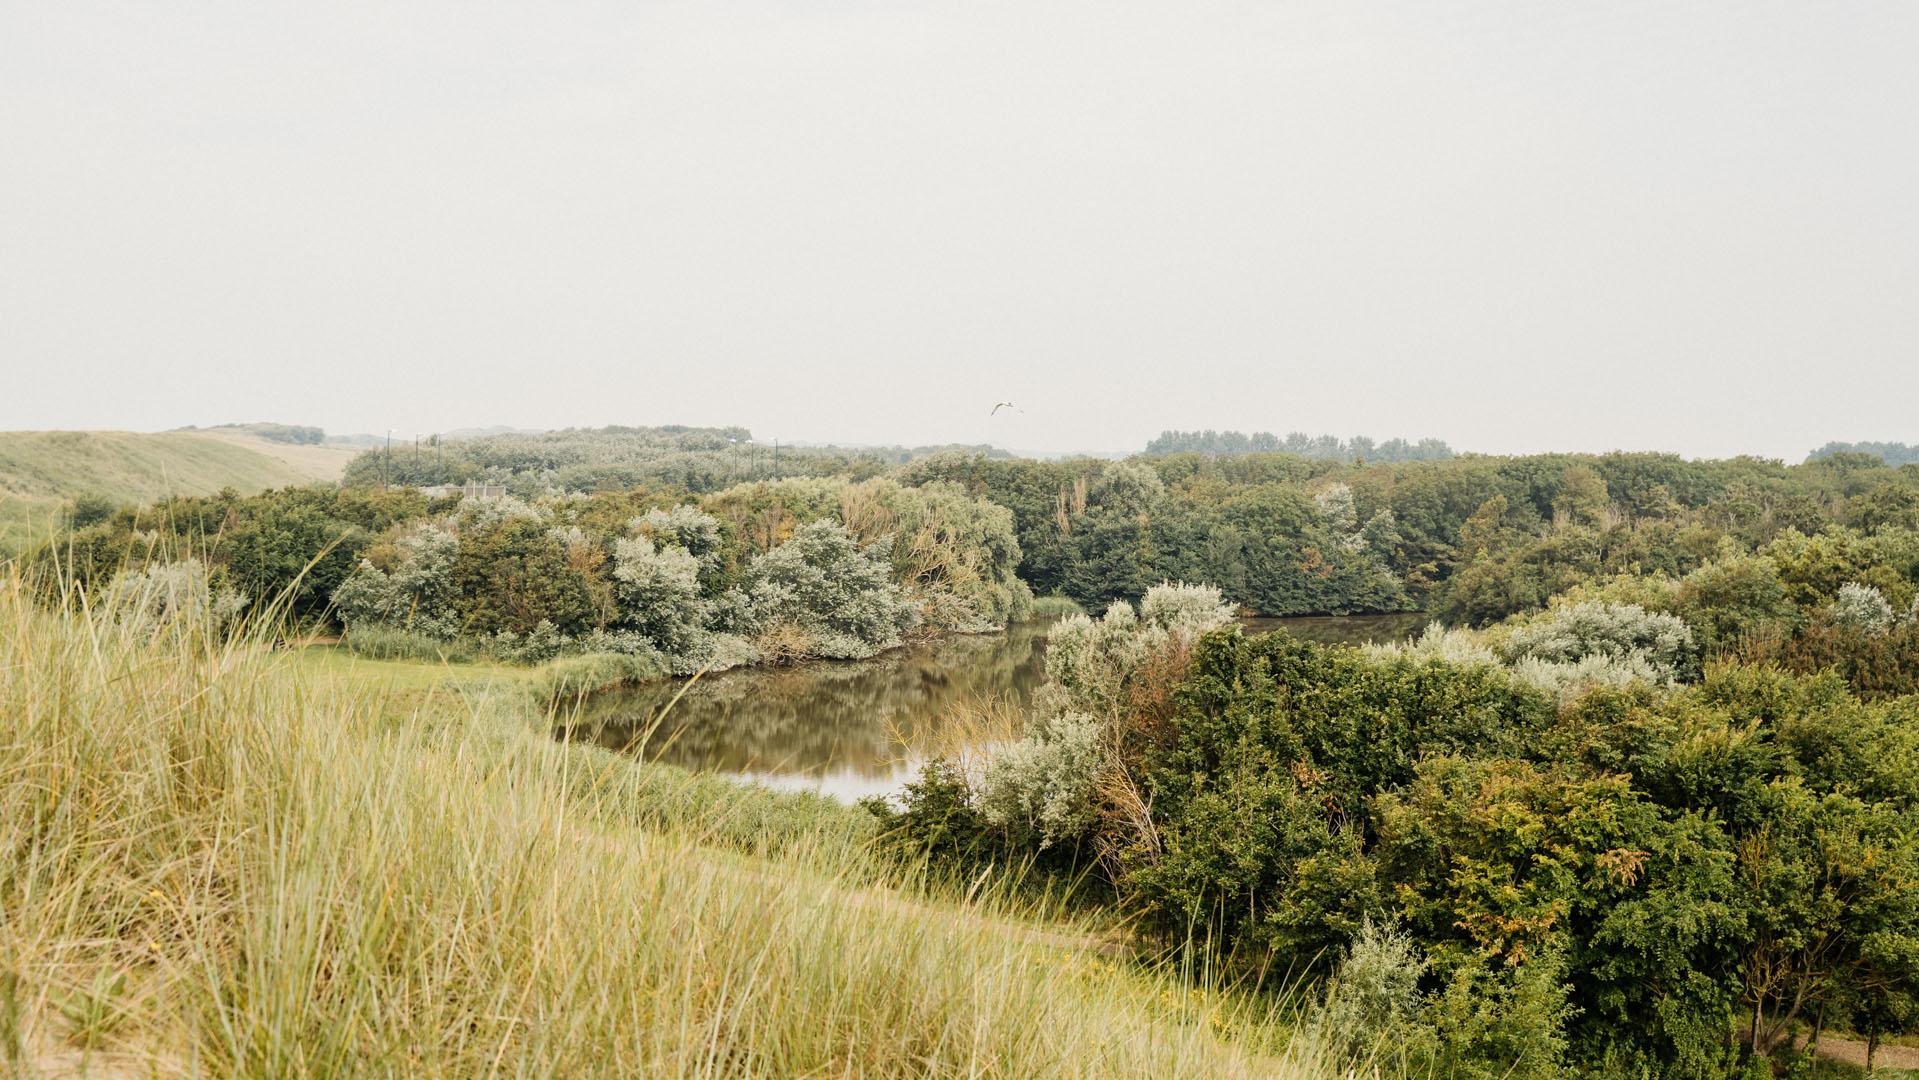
[566,613,1427,801]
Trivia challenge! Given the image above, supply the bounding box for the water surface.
[569,612,1424,800]
[566,621,1053,801]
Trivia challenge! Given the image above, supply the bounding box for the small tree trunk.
[1868,1029,1879,1074]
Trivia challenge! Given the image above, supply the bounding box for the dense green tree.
[451,516,602,636]
[731,520,918,660]
[221,498,370,618]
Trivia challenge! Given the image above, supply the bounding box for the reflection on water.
[565,612,1426,800]
[563,621,1054,801]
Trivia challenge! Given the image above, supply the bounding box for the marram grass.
[0,573,1343,1078]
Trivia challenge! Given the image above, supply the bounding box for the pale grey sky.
[3,1,1915,459]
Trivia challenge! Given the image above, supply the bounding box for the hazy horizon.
[5,2,1915,460]
[19,418,1907,466]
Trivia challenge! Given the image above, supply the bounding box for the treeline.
[902,448,1919,635]
[44,476,1033,675]
[1809,440,1919,466]
[1142,429,1454,461]
[906,455,1407,616]
[48,441,1919,668]
[331,429,1919,641]
[341,426,1009,494]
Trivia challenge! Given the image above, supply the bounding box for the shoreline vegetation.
[0,571,1336,1077]
[341,600,1093,713]
[8,424,1919,1077]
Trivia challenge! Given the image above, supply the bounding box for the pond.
[564,612,1428,801]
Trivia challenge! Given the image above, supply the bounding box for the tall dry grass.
[0,571,1340,1077]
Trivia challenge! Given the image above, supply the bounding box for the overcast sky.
[3,2,1914,459]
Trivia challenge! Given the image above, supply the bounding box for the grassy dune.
[188,429,361,483]
[0,576,1333,1078]
[0,430,354,555]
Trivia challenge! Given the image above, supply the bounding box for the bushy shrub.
[732,521,918,661]
[1091,460,1164,516]
[66,494,119,530]
[1138,581,1236,634]
[631,505,729,592]
[1500,601,1697,683]
[99,559,249,634]
[829,478,1036,630]
[1314,920,1433,1065]
[1132,632,1554,959]
[1367,617,1679,701]
[451,516,605,637]
[976,711,1104,848]
[332,523,461,638]
[700,476,856,556]
[1421,951,1575,1080]
[1041,583,1234,717]
[633,505,725,569]
[1315,482,1378,554]
[1314,482,1359,534]
[1551,572,1683,614]
[451,494,545,528]
[1830,581,1895,635]
[887,581,1241,911]
[1507,651,1673,702]
[1040,602,1151,717]
[1677,551,1799,654]
[486,619,572,664]
[702,632,763,672]
[1361,622,1499,667]
[1760,613,1919,698]
[1126,758,1375,961]
[612,533,711,665]
[870,758,994,865]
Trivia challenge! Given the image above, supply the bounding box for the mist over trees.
[1142,430,1454,462]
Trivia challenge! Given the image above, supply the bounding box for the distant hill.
[1808,441,1919,467]
[0,430,354,555]
[175,421,326,445]
[187,427,362,481]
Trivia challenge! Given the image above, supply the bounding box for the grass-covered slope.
[0,430,351,555]
[188,428,361,482]
[0,576,1327,1078]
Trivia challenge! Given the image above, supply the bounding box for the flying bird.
[991,402,1021,415]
